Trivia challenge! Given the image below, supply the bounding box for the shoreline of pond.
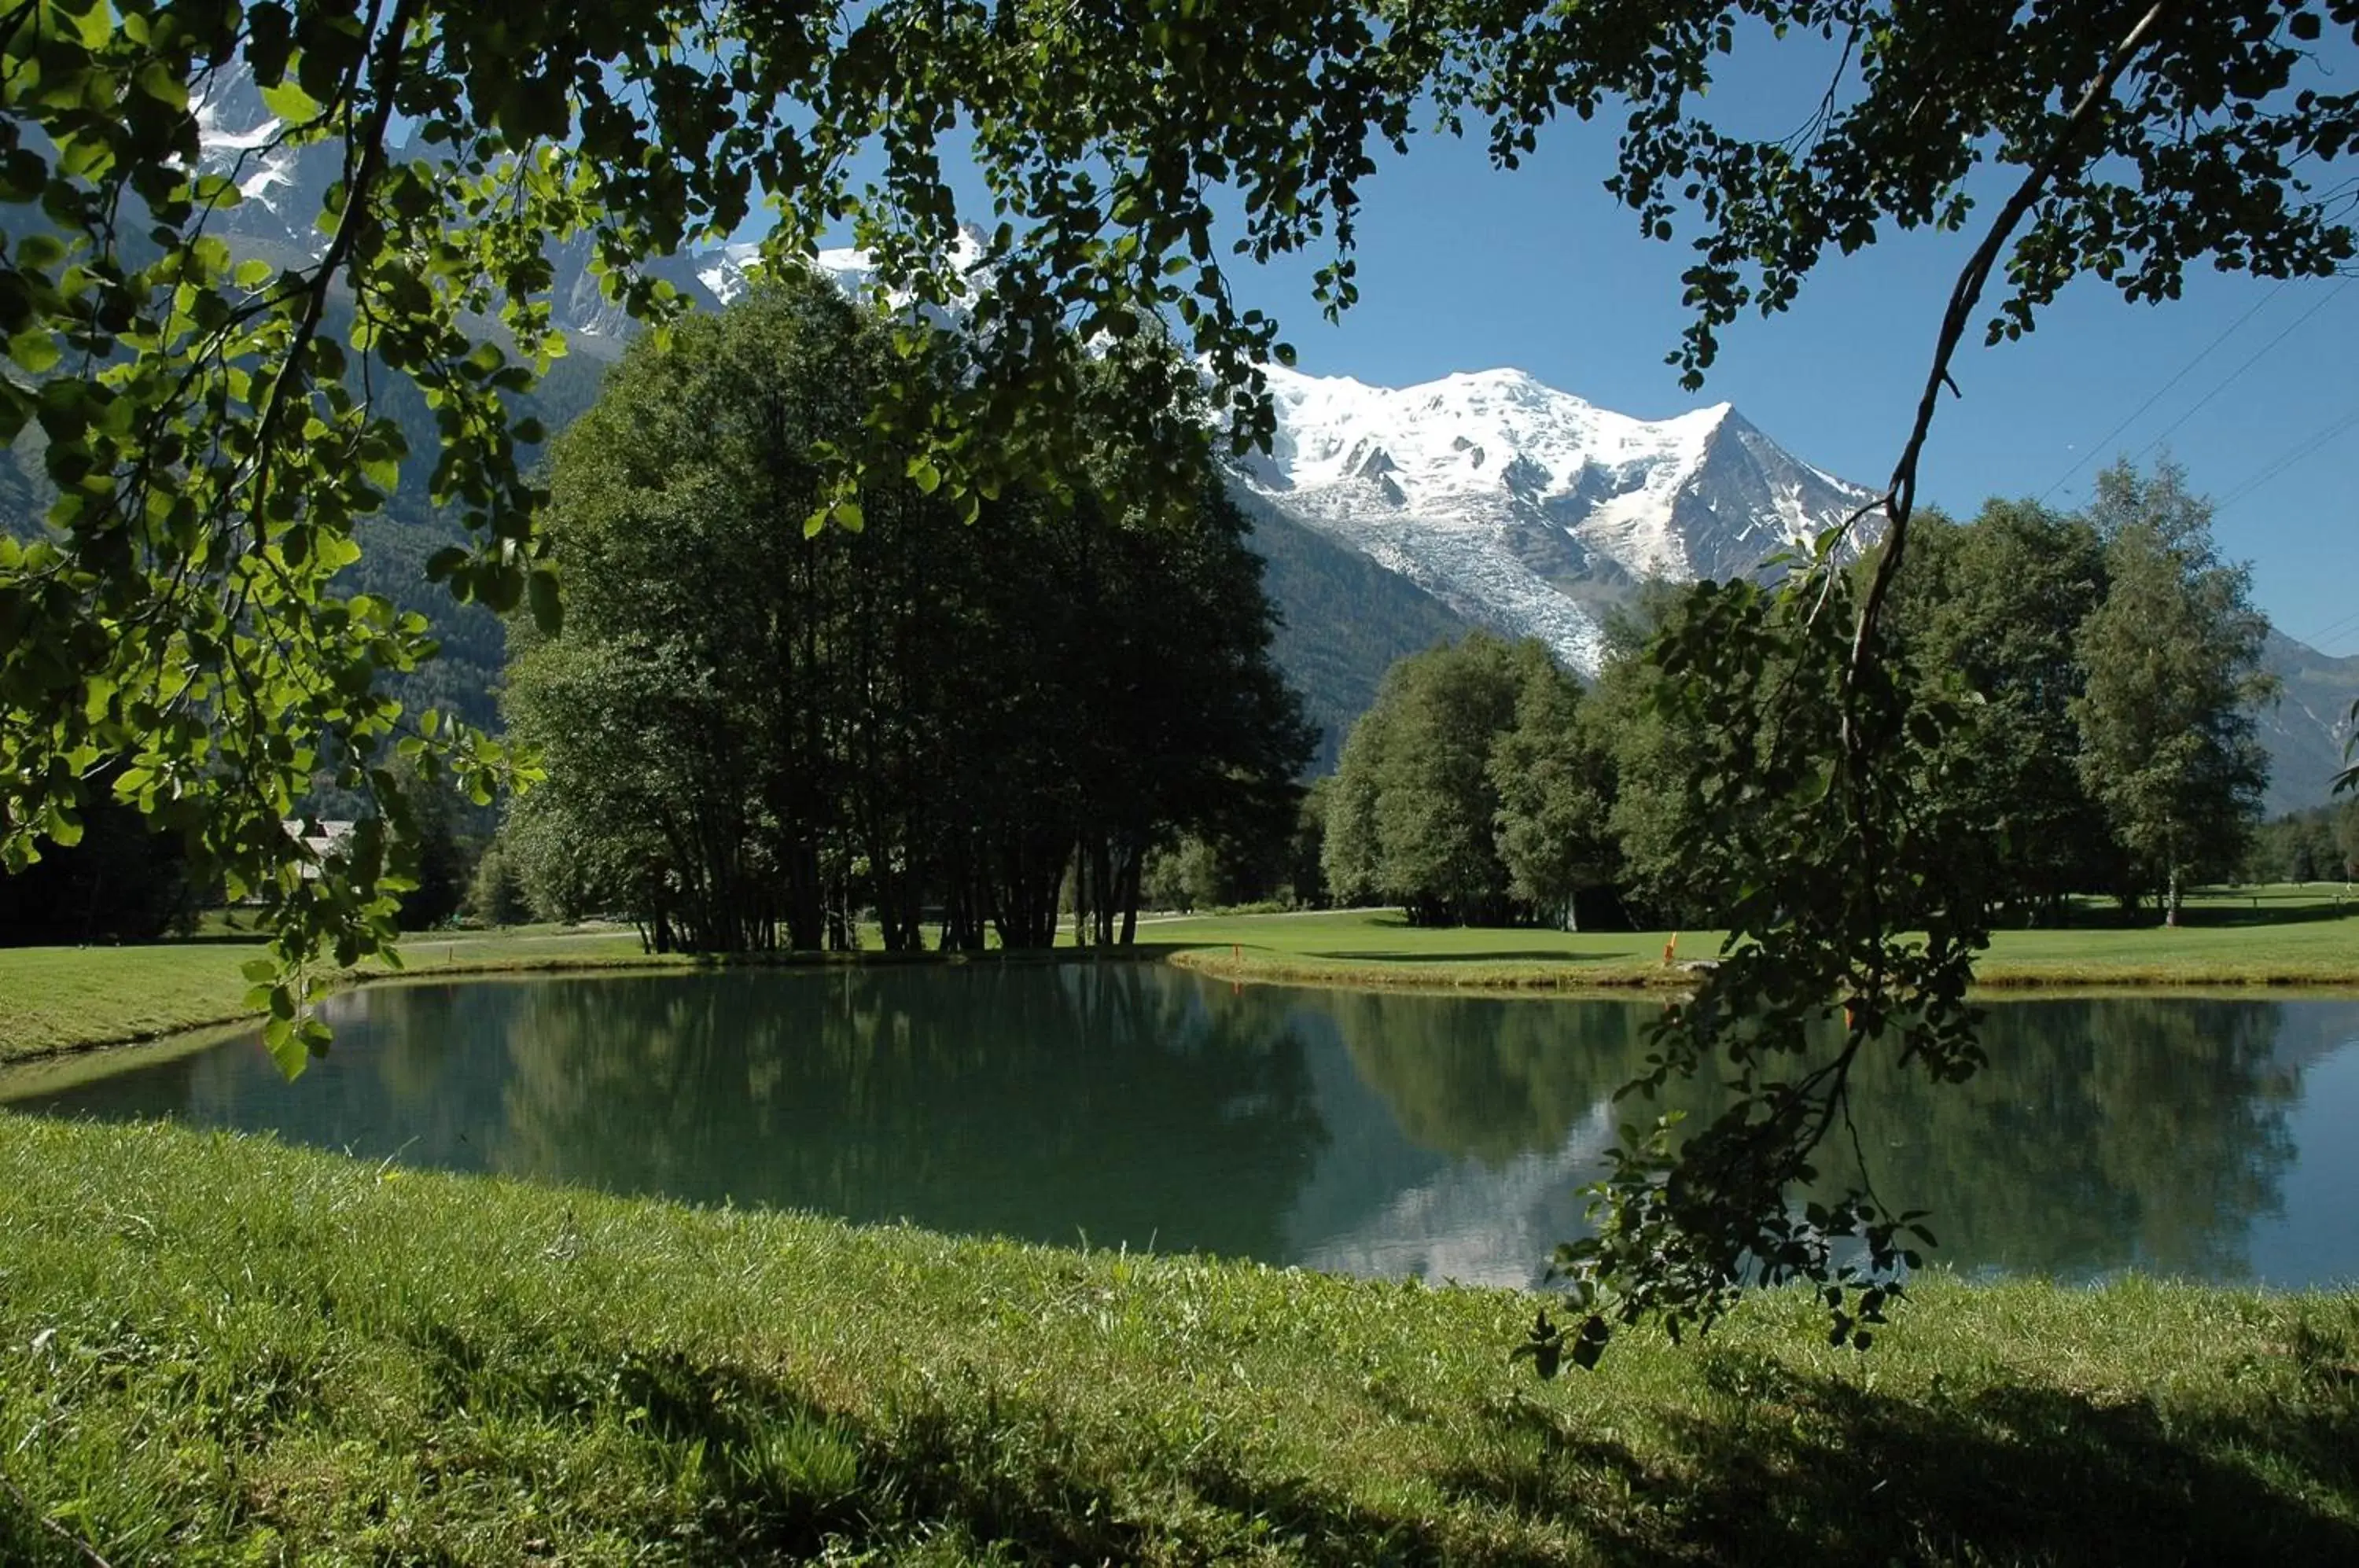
[1163,944,2359,997]
[8,932,2359,1071]
[0,941,1180,1069]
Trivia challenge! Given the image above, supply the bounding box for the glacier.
[1233,363,1879,676]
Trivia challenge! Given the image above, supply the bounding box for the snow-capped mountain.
[1233,363,1878,675]
[189,65,339,260]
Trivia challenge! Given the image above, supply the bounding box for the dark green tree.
[1584,584,1720,928]
[1323,632,1540,925]
[0,767,198,944]
[1886,502,2122,922]
[509,279,1305,953]
[2072,463,2276,925]
[1490,646,1614,929]
[391,760,470,931]
[1288,776,1334,910]
[464,835,532,929]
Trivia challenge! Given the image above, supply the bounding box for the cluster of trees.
[1319,634,1609,927]
[0,773,198,944]
[1323,463,2278,929]
[2247,804,2359,885]
[495,275,1308,952]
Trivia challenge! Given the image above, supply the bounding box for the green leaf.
[263,1016,312,1080]
[259,77,327,124]
[9,330,59,374]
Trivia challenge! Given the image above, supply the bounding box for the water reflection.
[1317,992,2313,1281]
[3,968,2352,1289]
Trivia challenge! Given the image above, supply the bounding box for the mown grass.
[1153,886,2359,993]
[0,926,671,1063]
[1,1113,2354,1566]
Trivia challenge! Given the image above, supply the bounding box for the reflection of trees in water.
[1325,993,1661,1166]
[489,965,1328,1261]
[1326,992,2304,1279]
[1821,999,2298,1279]
[13,976,2321,1285]
[5,981,521,1171]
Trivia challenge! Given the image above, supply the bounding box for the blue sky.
[1213,123,2357,656]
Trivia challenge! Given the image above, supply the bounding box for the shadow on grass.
[402,1316,2359,1565]
[1305,948,1639,966]
[392,1319,1566,1566]
[17,1306,2352,1565]
[1444,1347,2359,1566]
[2041,896,2357,932]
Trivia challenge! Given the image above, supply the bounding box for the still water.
[5,966,2356,1289]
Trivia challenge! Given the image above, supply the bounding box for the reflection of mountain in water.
[5,975,2353,1288]
[1270,992,1658,1286]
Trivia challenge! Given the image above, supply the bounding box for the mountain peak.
[1231,363,1875,673]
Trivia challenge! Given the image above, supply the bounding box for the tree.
[464,835,532,928]
[390,759,470,931]
[1287,777,1334,910]
[1886,502,2122,922]
[1489,649,1614,928]
[1323,631,1603,926]
[0,766,199,944]
[507,277,1306,954]
[2072,463,2275,925]
[1589,582,1756,928]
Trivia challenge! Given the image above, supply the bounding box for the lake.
[5,966,2355,1290]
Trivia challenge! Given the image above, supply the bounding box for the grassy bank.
[1153,887,2359,992]
[0,925,671,1064]
[2,1113,2353,1566]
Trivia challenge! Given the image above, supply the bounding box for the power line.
[2214,405,2359,511]
[2297,603,2359,653]
[2037,281,2285,504]
[2123,277,2353,468]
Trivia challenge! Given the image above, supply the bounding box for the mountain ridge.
[1233,362,1879,677]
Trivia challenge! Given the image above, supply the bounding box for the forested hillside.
[1230,488,1476,771]
[2257,631,2359,814]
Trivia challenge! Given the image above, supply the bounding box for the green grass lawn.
[1149,885,2359,992]
[0,924,669,1063]
[1,1112,2353,1566]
